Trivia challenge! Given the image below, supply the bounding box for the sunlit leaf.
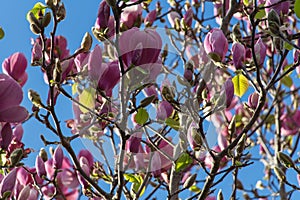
[78,87,96,113]
[175,152,192,172]
[255,9,266,19]
[280,75,293,88]
[189,185,201,193]
[232,74,249,97]
[165,117,180,131]
[295,0,300,19]
[124,173,139,183]
[284,42,293,51]
[26,2,47,22]
[134,108,149,125]
[72,82,78,95]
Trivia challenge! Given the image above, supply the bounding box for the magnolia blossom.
[2,52,28,86]
[0,74,28,123]
[265,0,290,15]
[281,110,300,136]
[119,27,162,69]
[231,42,245,69]
[167,11,180,28]
[204,28,228,62]
[144,10,157,27]
[156,100,174,121]
[254,38,267,66]
[120,0,142,29]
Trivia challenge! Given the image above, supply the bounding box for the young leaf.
[232,74,249,97]
[26,2,47,22]
[295,0,300,19]
[175,152,192,172]
[78,87,96,113]
[134,108,149,125]
[165,117,180,131]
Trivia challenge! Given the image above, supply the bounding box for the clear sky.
[1,1,300,199]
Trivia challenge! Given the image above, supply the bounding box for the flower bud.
[174,17,181,32]
[156,101,173,121]
[248,92,259,109]
[183,173,197,188]
[231,42,245,69]
[30,23,42,35]
[27,12,41,28]
[183,8,193,27]
[126,133,142,154]
[184,62,194,83]
[204,28,228,62]
[53,58,62,83]
[267,9,281,26]
[80,32,92,53]
[53,145,63,169]
[277,152,294,168]
[254,38,266,66]
[144,10,157,27]
[28,89,42,107]
[236,133,247,156]
[36,156,46,178]
[42,12,51,28]
[45,0,54,7]
[224,78,234,108]
[57,3,66,21]
[274,166,286,181]
[140,95,156,108]
[9,148,23,167]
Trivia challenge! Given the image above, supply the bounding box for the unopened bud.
[42,12,51,28]
[277,152,295,168]
[17,185,30,200]
[36,156,46,178]
[140,95,156,108]
[191,128,203,146]
[105,0,116,7]
[274,166,286,181]
[39,148,48,162]
[80,32,92,52]
[45,0,54,7]
[183,173,197,188]
[174,18,181,32]
[27,12,41,27]
[267,9,281,25]
[30,23,42,35]
[53,145,63,169]
[217,189,224,200]
[228,115,236,136]
[236,133,247,156]
[9,148,23,167]
[28,89,42,107]
[57,3,66,21]
[53,58,62,83]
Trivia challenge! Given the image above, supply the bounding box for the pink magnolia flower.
[248,92,259,109]
[265,0,290,15]
[0,168,17,198]
[0,74,28,123]
[2,52,28,86]
[53,145,64,169]
[75,52,90,72]
[151,151,162,177]
[144,10,157,27]
[120,0,142,29]
[126,132,142,154]
[95,0,110,30]
[224,78,234,108]
[156,100,173,121]
[0,122,12,149]
[231,42,245,69]
[254,38,267,66]
[143,85,158,102]
[167,11,180,28]
[184,8,193,27]
[119,27,162,69]
[36,156,46,178]
[281,110,300,136]
[78,150,94,169]
[97,61,120,97]
[204,28,228,62]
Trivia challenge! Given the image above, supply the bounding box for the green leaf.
[134,108,149,125]
[295,0,300,19]
[0,27,4,40]
[26,2,47,22]
[165,117,180,131]
[72,82,78,95]
[175,152,193,172]
[232,74,249,97]
[124,173,139,183]
[284,42,294,51]
[189,185,201,193]
[78,87,96,113]
[255,9,266,19]
[280,75,293,87]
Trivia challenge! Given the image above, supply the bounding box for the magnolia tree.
[1,0,300,199]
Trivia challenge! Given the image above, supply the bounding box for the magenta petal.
[0,106,28,123]
[0,123,12,149]
[88,45,104,82]
[0,168,17,196]
[0,74,23,111]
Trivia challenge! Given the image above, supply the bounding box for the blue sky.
[1,0,300,199]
